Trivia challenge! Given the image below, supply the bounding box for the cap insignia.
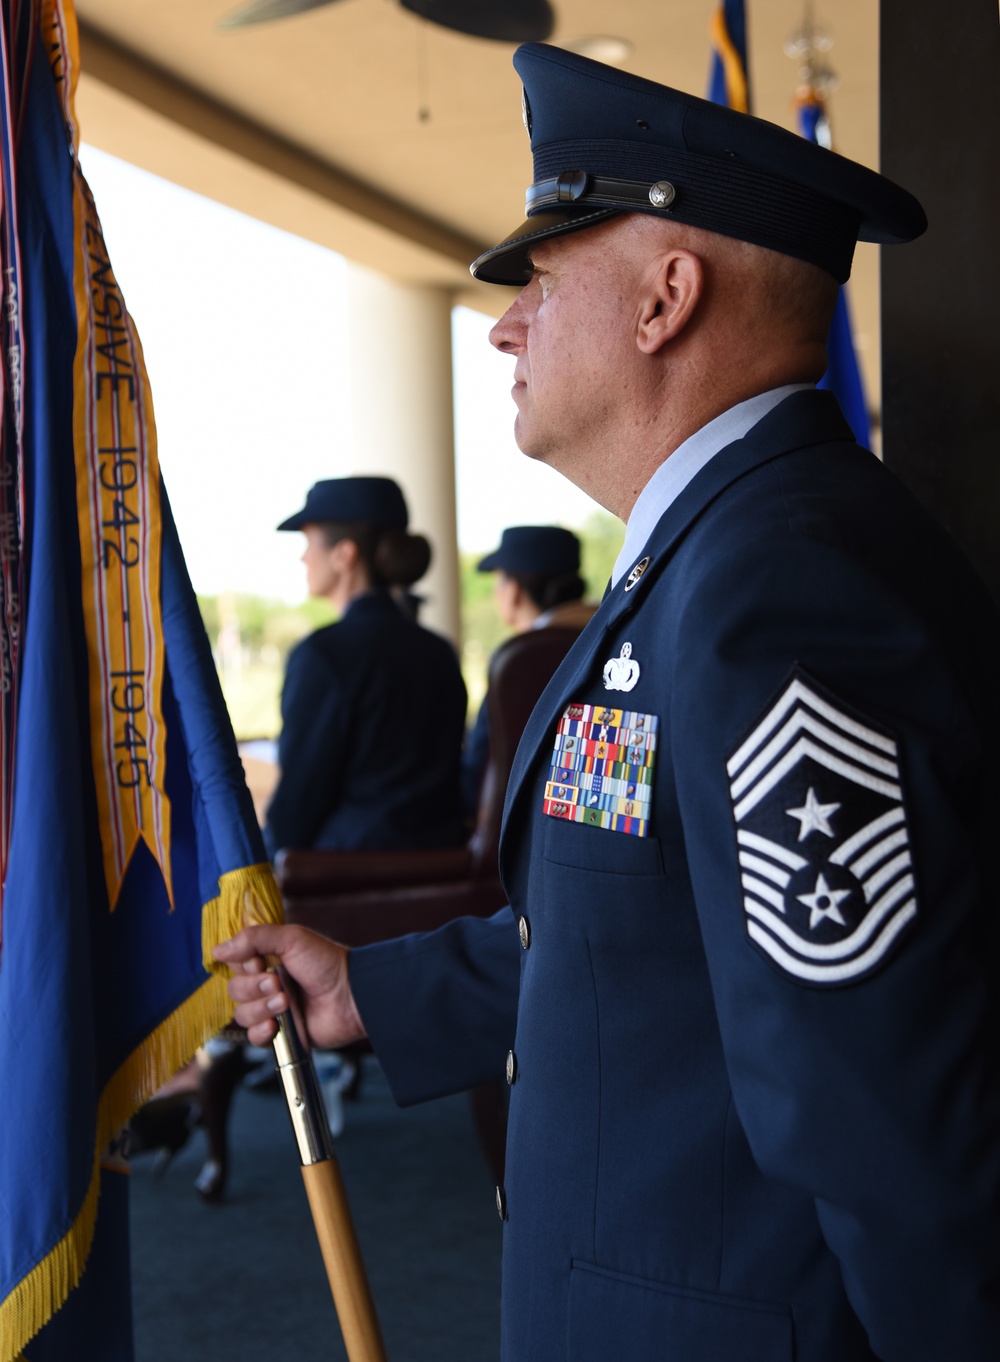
[648,181,676,209]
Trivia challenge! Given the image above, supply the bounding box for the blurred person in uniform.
[219,45,1000,1362]
[263,474,466,857]
[462,525,596,815]
[257,474,467,1135]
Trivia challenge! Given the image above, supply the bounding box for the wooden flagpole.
[272,1005,387,1361]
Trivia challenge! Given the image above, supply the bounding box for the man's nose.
[489,284,534,354]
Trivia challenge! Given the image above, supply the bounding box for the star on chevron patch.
[725,669,917,986]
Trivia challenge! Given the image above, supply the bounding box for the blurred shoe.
[130,1093,199,1170]
[194,1158,224,1203]
[314,1052,351,1138]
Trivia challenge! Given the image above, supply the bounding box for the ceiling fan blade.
[219,0,342,30]
[401,0,555,43]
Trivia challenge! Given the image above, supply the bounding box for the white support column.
[344,263,460,643]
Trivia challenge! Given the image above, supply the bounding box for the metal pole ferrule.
[272,1009,335,1166]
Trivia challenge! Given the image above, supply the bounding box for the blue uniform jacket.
[264,591,467,854]
[350,390,1000,1361]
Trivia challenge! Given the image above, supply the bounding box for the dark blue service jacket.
[264,591,466,854]
[350,390,1000,1361]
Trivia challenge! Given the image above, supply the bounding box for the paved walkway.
[130,1059,502,1361]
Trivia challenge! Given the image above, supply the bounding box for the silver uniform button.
[518,916,531,949]
[496,1184,508,1221]
[506,1050,517,1085]
[648,180,676,208]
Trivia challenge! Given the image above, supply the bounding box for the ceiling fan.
[220,0,555,43]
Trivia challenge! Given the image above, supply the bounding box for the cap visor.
[470,208,620,284]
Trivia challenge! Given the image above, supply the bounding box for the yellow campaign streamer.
[43,0,174,911]
[70,162,173,910]
[41,0,79,132]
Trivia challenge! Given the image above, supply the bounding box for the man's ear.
[636,249,704,355]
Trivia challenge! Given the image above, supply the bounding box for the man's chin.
[512,417,550,466]
[512,412,583,479]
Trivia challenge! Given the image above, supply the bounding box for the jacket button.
[518,916,531,949]
[506,1049,517,1085]
[496,1184,508,1221]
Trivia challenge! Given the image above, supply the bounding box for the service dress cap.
[477,525,581,576]
[471,43,927,286]
[277,475,409,532]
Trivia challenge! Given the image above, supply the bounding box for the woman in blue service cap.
[263,474,467,857]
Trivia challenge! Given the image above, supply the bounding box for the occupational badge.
[726,669,917,985]
[603,641,640,692]
[543,702,657,836]
[624,556,650,592]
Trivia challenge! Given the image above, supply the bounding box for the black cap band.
[526,139,860,282]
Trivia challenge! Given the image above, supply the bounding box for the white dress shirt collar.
[611,385,812,586]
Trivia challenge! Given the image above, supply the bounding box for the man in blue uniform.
[217,44,1000,1361]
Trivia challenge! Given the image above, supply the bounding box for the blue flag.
[707,5,870,450]
[707,0,750,113]
[798,98,871,448]
[0,4,283,1359]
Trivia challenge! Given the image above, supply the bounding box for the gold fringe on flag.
[1,1148,99,1362]
[0,964,233,1362]
[0,864,282,1362]
[201,861,285,975]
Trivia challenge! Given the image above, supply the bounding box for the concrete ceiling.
[74,0,881,399]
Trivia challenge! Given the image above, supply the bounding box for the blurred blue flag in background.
[707,0,750,113]
[0,4,283,1358]
[796,95,871,448]
[708,1,871,449]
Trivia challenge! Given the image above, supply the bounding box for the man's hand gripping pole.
[238,882,386,1362]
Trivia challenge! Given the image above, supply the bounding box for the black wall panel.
[880,0,1000,601]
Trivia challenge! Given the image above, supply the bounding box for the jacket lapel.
[500,390,856,854]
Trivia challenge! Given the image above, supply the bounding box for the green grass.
[216,658,284,740]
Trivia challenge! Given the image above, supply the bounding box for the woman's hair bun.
[374,529,432,587]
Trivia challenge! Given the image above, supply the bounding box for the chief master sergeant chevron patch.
[726,668,917,986]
